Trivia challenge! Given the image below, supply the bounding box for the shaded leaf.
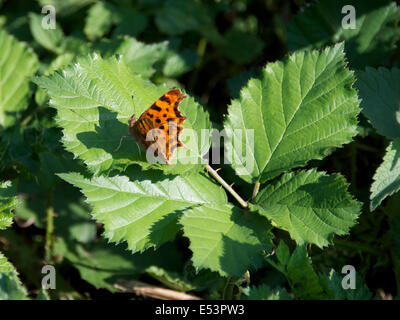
[370,138,400,210]
[180,204,273,277]
[357,67,400,140]
[0,30,38,128]
[29,12,64,54]
[287,0,400,69]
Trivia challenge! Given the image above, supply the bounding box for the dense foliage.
[1,0,400,300]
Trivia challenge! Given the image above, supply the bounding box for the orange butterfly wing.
[129,89,187,165]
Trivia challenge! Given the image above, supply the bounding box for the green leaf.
[224,43,360,183]
[34,54,211,175]
[0,180,27,301]
[95,37,169,78]
[58,167,227,252]
[357,67,400,140]
[227,70,258,99]
[0,181,18,230]
[287,0,400,69]
[84,2,115,41]
[252,169,361,248]
[370,138,400,210]
[286,245,323,298]
[36,288,50,300]
[268,243,323,299]
[180,204,273,277]
[162,49,199,78]
[220,29,264,64]
[0,267,28,300]
[0,30,38,128]
[320,269,373,300]
[0,253,13,274]
[155,0,212,36]
[54,238,183,292]
[241,284,291,300]
[112,11,148,39]
[29,12,64,54]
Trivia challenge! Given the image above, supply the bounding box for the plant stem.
[251,179,260,202]
[222,276,236,300]
[45,190,54,263]
[205,164,248,208]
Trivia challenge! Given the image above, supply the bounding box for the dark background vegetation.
[1,0,400,299]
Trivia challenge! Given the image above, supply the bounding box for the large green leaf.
[0,30,38,128]
[58,167,227,252]
[252,169,361,248]
[34,54,211,175]
[357,67,400,140]
[287,0,400,69]
[180,204,273,277]
[224,43,359,183]
[370,138,400,211]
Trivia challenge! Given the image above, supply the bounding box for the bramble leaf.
[224,43,359,183]
[370,138,400,210]
[268,242,323,298]
[34,54,211,175]
[180,204,273,277]
[94,37,169,78]
[0,265,28,300]
[0,181,26,299]
[58,167,227,253]
[252,169,361,248]
[287,0,400,69]
[357,67,400,140]
[0,30,38,128]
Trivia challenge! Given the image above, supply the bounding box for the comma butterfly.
[116,89,187,165]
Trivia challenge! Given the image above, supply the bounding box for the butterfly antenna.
[114,135,130,152]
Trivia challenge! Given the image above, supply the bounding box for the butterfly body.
[128,89,187,165]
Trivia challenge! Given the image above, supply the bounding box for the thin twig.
[45,190,54,263]
[205,164,248,208]
[114,280,202,300]
[251,180,260,202]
